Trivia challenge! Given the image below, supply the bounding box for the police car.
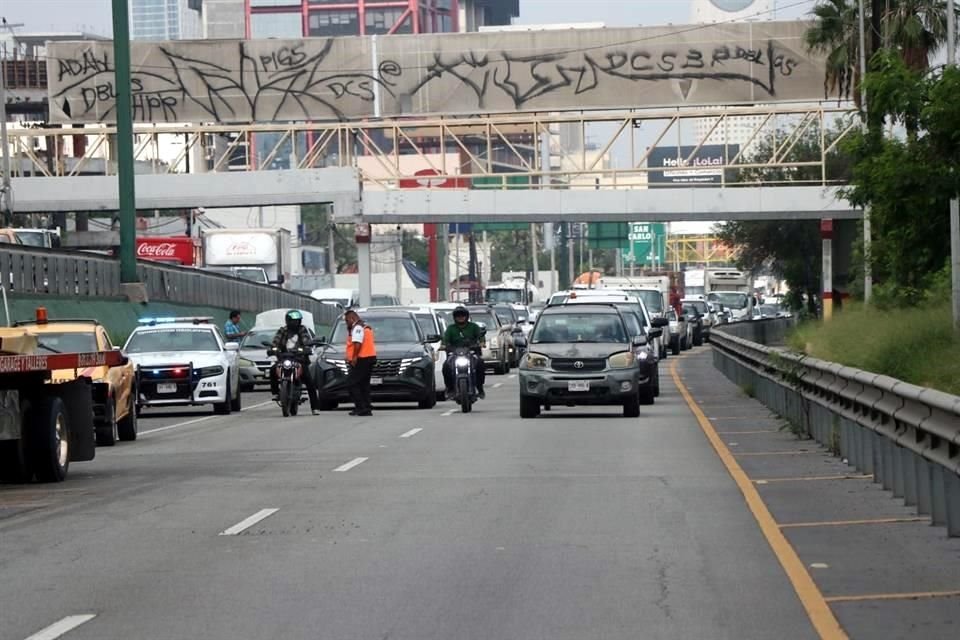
[123,317,242,414]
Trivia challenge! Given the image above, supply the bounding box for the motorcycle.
[265,344,312,417]
[450,344,480,413]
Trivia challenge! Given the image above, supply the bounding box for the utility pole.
[950,0,960,329]
[0,21,24,227]
[859,0,873,304]
[112,0,138,284]
[530,223,539,289]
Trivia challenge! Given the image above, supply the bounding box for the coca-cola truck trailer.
[135,237,201,266]
[199,228,292,286]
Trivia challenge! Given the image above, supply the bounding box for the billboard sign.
[623,223,666,265]
[648,145,739,186]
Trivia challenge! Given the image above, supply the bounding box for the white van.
[310,288,360,309]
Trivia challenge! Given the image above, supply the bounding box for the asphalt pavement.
[1,356,958,640]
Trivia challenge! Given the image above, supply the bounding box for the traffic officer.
[344,309,377,416]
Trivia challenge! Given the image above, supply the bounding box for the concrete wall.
[3,295,333,344]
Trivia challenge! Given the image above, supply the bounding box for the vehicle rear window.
[532,313,627,344]
[33,332,98,354]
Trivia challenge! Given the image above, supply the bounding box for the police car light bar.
[138,316,214,326]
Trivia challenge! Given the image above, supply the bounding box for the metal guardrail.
[0,245,340,330]
[711,319,960,537]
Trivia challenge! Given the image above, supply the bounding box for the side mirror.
[632,335,648,346]
[271,275,286,286]
[225,343,239,351]
[647,328,662,339]
[651,317,669,328]
[424,333,441,343]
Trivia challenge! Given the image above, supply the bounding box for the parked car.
[519,304,645,418]
[315,310,438,410]
[682,300,708,345]
[310,288,359,309]
[370,294,401,306]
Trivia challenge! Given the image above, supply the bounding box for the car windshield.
[634,290,663,313]
[413,314,437,338]
[486,289,524,304]
[494,308,515,324]
[618,311,643,337]
[710,292,749,309]
[331,317,420,343]
[469,311,498,330]
[532,313,627,344]
[126,328,220,353]
[548,293,568,306]
[240,329,274,349]
[15,232,47,247]
[686,300,709,314]
[33,331,98,354]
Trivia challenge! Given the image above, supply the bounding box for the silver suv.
[519,304,646,418]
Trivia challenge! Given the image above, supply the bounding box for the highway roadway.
[2,352,959,640]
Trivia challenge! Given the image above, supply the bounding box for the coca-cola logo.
[137,242,177,258]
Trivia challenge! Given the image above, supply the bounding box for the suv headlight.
[607,352,636,369]
[524,352,549,369]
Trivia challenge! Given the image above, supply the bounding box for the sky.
[2,0,818,35]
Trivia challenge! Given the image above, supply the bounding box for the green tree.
[806,0,863,104]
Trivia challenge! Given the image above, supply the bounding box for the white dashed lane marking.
[333,457,369,472]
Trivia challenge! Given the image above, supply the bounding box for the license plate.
[370,377,383,386]
[568,380,590,392]
[157,383,177,394]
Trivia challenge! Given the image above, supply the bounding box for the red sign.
[398,169,469,190]
[136,237,198,265]
[0,351,126,374]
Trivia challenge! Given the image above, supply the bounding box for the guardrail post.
[931,464,948,527]
[872,432,885,484]
[861,428,875,474]
[881,439,895,491]
[916,457,933,516]
[902,449,918,507]
[892,444,905,499]
[945,471,960,537]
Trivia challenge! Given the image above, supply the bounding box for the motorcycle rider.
[270,310,320,415]
[441,306,485,400]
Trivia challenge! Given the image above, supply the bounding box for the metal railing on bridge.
[0,245,340,329]
[6,105,857,190]
[711,320,960,537]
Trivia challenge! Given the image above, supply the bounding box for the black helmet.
[285,310,303,331]
[453,306,469,320]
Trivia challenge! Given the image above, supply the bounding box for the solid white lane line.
[508,374,517,379]
[219,508,279,536]
[441,409,455,417]
[333,457,369,472]
[493,382,503,388]
[24,614,97,640]
[140,400,274,436]
[400,428,422,439]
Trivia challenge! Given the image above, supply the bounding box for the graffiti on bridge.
[47,21,825,123]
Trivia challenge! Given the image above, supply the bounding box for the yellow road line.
[754,475,873,484]
[735,450,820,457]
[780,517,929,529]
[670,359,847,640]
[824,590,960,604]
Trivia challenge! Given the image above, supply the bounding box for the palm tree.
[883,0,955,71]
[805,0,863,105]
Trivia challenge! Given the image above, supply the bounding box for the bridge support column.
[356,224,372,307]
[821,219,834,320]
[112,0,139,284]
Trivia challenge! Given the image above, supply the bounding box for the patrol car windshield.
[33,332,98,354]
[125,328,221,353]
[532,313,627,344]
[331,317,420,344]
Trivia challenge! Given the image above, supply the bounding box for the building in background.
[130,0,203,41]
[202,0,245,39]
[246,0,517,38]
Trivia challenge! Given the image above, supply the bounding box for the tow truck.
[0,308,127,483]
